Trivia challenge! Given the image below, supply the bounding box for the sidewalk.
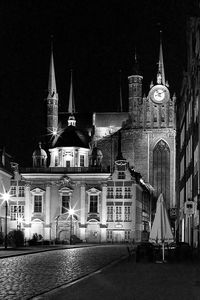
[33,257,200,300]
[0,243,96,259]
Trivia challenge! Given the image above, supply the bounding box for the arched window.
[153,140,170,207]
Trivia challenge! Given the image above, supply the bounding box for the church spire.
[48,38,57,98]
[132,48,141,75]
[157,30,166,85]
[68,69,76,127]
[119,70,123,112]
[46,36,58,140]
[68,69,75,114]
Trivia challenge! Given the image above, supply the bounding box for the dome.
[32,142,47,158]
[32,142,47,168]
[53,125,90,148]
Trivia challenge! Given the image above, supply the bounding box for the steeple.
[128,48,143,126]
[132,49,142,75]
[46,37,58,140]
[119,70,123,112]
[48,39,57,99]
[157,31,166,85]
[68,69,76,127]
[68,69,75,114]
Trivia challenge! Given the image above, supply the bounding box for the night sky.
[0,0,196,167]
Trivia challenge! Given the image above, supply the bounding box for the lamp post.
[68,208,75,245]
[2,191,11,249]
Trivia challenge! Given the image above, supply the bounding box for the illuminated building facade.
[2,36,176,243]
[177,16,200,247]
[5,48,153,244]
[93,37,176,213]
[0,149,13,237]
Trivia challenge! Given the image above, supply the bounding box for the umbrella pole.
[162,243,165,262]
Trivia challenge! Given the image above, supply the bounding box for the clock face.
[153,89,165,101]
[149,85,170,104]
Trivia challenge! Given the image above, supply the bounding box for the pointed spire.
[48,36,57,98]
[68,69,75,114]
[132,48,141,75]
[157,30,166,85]
[119,70,123,112]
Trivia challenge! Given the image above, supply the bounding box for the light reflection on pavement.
[0,245,127,300]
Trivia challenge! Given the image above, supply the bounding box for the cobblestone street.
[0,245,127,300]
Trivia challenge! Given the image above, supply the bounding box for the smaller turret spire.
[68,69,76,127]
[68,69,75,114]
[157,30,166,85]
[48,36,57,98]
[119,70,123,112]
[132,48,141,75]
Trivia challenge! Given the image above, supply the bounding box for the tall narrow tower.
[128,52,143,127]
[46,43,58,141]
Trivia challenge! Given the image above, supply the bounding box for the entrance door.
[86,223,100,243]
[113,231,123,243]
[59,230,70,241]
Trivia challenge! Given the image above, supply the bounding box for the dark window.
[66,161,70,168]
[90,195,98,213]
[34,195,42,213]
[36,158,40,167]
[118,172,125,179]
[62,195,70,214]
[80,155,84,167]
[55,156,58,166]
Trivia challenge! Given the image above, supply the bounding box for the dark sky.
[0,0,196,167]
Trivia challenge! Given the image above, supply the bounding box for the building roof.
[53,125,90,148]
[93,112,128,127]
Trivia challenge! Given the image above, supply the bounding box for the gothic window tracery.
[153,140,170,207]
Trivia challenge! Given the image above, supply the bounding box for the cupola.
[32,142,47,168]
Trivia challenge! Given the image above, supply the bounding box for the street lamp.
[68,208,75,245]
[1,191,11,249]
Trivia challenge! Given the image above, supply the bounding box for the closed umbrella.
[149,193,174,262]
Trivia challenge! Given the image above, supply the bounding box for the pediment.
[30,187,45,194]
[59,186,73,193]
[86,187,101,194]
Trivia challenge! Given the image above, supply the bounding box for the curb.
[0,244,97,259]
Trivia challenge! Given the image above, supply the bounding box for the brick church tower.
[93,35,176,209]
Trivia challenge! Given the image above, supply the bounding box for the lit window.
[118,172,125,179]
[124,187,131,198]
[90,195,98,213]
[107,230,113,240]
[124,206,131,221]
[115,206,122,221]
[125,230,131,240]
[10,186,16,197]
[107,187,114,198]
[18,186,25,197]
[116,187,123,198]
[107,206,113,221]
[10,205,24,221]
[34,195,42,213]
[62,195,70,214]
[80,155,84,167]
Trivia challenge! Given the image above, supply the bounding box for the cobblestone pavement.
[0,245,127,300]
